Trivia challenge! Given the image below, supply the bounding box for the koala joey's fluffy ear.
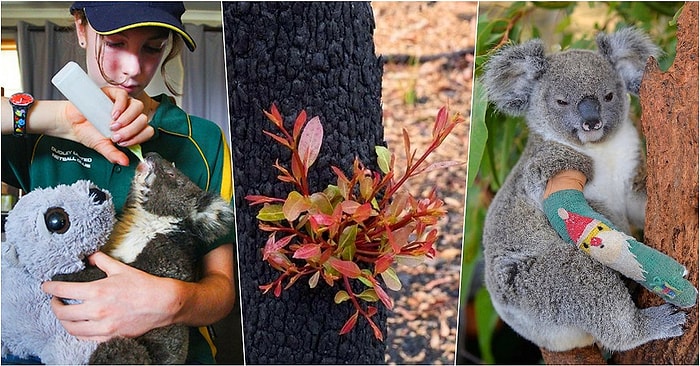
[187,193,234,244]
[482,39,548,116]
[597,27,661,95]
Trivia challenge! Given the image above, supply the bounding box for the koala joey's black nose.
[577,96,602,131]
[89,188,108,204]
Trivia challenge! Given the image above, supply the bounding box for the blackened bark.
[224,2,386,364]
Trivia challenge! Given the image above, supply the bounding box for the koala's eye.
[604,92,614,102]
[556,99,568,106]
[44,207,70,234]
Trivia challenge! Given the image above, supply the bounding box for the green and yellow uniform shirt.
[1,94,234,363]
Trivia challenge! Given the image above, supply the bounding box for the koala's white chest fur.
[575,119,643,230]
[108,207,181,263]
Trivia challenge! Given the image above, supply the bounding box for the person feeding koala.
[1,2,235,364]
[481,27,697,353]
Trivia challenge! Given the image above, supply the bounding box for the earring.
[79,41,85,46]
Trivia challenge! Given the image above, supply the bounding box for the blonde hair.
[74,9,184,96]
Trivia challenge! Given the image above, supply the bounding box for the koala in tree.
[481,27,696,353]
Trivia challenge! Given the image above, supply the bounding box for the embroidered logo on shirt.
[51,146,92,168]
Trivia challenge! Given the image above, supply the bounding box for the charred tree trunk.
[613,2,699,363]
[223,2,386,364]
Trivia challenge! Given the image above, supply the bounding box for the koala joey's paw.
[644,304,687,339]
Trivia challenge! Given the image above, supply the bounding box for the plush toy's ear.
[596,27,660,95]
[482,39,548,116]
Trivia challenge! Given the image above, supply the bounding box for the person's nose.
[121,52,142,80]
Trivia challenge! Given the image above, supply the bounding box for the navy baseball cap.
[70,1,196,51]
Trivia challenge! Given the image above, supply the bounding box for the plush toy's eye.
[604,92,614,102]
[44,207,70,234]
[556,99,568,106]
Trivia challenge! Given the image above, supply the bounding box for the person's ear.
[74,15,87,49]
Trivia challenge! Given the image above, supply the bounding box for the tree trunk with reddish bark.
[613,2,699,363]
[541,2,699,364]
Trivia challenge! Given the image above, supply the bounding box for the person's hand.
[42,252,180,342]
[60,87,154,166]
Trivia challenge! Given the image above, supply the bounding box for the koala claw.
[643,304,686,339]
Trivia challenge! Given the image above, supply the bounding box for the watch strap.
[12,104,29,137]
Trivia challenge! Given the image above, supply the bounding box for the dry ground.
[371,2,477,364]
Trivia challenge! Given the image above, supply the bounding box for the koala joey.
[481,28,687,352]
[55,152,235,364]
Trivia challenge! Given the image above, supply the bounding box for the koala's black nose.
[577,96,602,131]
[89,188,108,204]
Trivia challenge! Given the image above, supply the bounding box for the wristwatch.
[9,92,34,137]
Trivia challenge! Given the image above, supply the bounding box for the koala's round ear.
[482,39,548,116]
[596,27,661,95]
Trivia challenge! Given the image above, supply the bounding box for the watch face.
[10,93,34,107]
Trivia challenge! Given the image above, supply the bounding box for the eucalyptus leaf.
[375,145,392,174]
[257,204,286,222]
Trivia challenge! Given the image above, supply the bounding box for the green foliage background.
[458,2,684,363]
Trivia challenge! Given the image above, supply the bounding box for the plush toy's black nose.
[578,96,602,131]
[89,188,107,204]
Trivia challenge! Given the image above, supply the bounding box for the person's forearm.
[543,169,587,198]
[170,244,236,327]
[2,97,69,136]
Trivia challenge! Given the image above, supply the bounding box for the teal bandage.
[544,189,697,308]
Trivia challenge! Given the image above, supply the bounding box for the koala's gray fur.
[481,28,687,352]
[56,152,235,364]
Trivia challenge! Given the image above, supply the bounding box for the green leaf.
[309,192,334,215]
[375,145,392,174]
[475,287,499,364]
[256,204,286,222]
[533,1,574,9]
[334,290,351,304]
[358,270,374,287]
[395,254,426,267]
[357,289,379,302]
[283,191,310,222]
[128,144,144,162]
[467,79,488,188]
[308,271,320,289]
[323,185,342,204]
[359,176,373,201]
[380,267,402,291]
[338,225,358,261]
[460,185,486,305]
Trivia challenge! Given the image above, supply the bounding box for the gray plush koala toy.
[55,152,235,364]
[481,28,692,353]
[1,180,114,364]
